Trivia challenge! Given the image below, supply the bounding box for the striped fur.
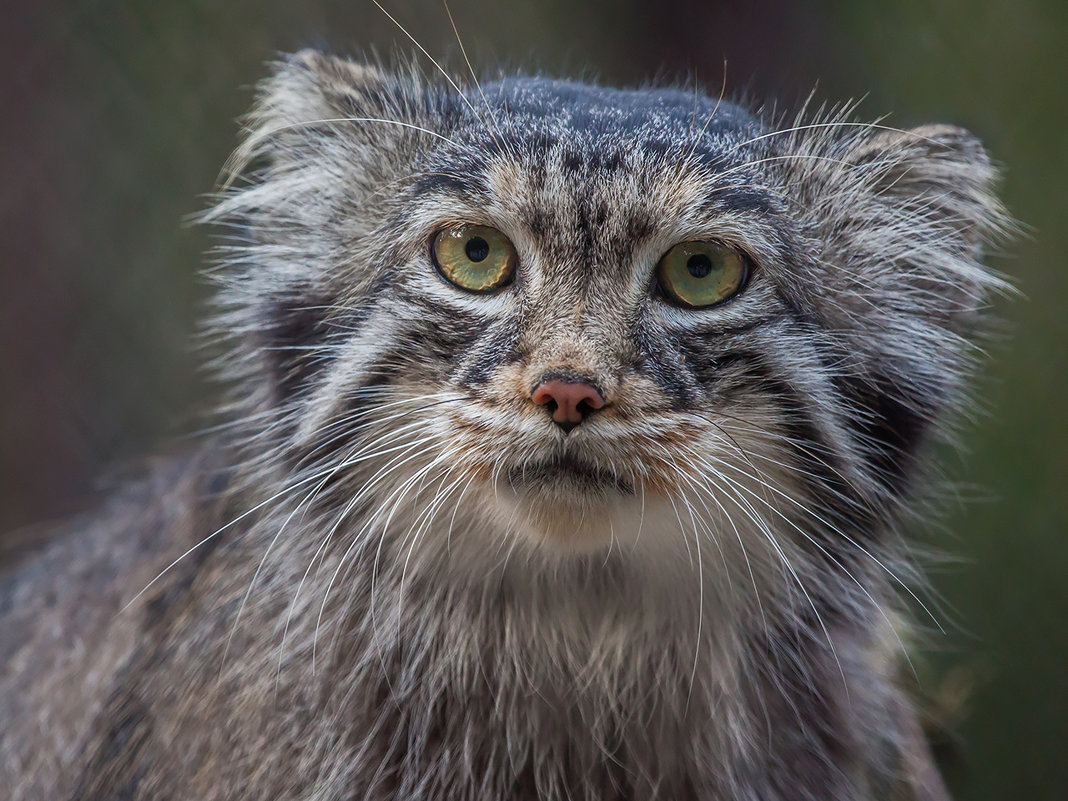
[0,51,1010,800]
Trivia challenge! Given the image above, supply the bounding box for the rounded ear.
[219,50,422,185]
[845,123,1004,255]
[254,49,392,133]
[783,116,1012,323]
[774,116,1013,498]
[199,52,434,410]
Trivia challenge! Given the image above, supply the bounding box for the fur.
[0,51,1010,800]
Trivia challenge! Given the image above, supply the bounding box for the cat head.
[205,51,1008,563]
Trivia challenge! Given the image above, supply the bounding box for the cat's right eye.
[431,224,518,293]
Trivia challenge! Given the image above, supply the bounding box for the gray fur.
[0,51,1010,800]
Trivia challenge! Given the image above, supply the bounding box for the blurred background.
[1,0,1063,796]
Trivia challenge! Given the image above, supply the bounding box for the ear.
[257,49,390,133]
[222,49,425,185]
[782,119,1012,500]
[845,123,1006,260]
[203,52,431,411]
[787,117,1012,326]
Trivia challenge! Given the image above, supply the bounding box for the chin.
[490,458,690,557]
[513,500,617,552]
[495,455,624,551]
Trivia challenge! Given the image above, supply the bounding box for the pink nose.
[531,378,605,432]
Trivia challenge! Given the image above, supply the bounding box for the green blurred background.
[1,0,1063,797]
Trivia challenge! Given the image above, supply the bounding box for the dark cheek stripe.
[366,292,501,388]
[628,318,699,408]
[717,353,881,553]
[457,318,523,388]
[260,295,337,403]
[832,373,935,500]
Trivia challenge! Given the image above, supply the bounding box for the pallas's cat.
[0,51,1008,800]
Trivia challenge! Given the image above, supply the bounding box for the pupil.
[466,236,490,263]
[687,253,713,278]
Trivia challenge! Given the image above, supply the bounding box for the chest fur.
[68,533,884,801]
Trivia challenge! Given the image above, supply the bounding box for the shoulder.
[0,449,227,799]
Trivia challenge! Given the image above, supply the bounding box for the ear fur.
[773,116,1012,496]
[253,50,390,147]
[846,123,1006,257]
[220,50,425,188]
[201,52,432,414]
[780,114,1011,326]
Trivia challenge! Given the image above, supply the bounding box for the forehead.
[478,78,761,149]
[416,80,773,240]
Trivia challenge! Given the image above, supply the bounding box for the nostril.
[530,377,606,432]
[531,384,559,412]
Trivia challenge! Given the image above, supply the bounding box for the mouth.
[506,454,634,497]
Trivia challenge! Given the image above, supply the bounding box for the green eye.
[431,224,518,293]
[656,241,749,309]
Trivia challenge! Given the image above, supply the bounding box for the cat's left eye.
[431,224,518,293]
[656,241,749,309]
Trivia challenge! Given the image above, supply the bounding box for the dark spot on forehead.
[626,211,656,242]
[560,148,628,174]
[414,171,487,197]
[526,208,552,239]
[562,150,583,173]
[698,186,777,215]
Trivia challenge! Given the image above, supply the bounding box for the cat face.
[208,52,1005,561]
[389,83,806,551]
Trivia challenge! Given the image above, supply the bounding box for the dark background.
[1,1,1064,797]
